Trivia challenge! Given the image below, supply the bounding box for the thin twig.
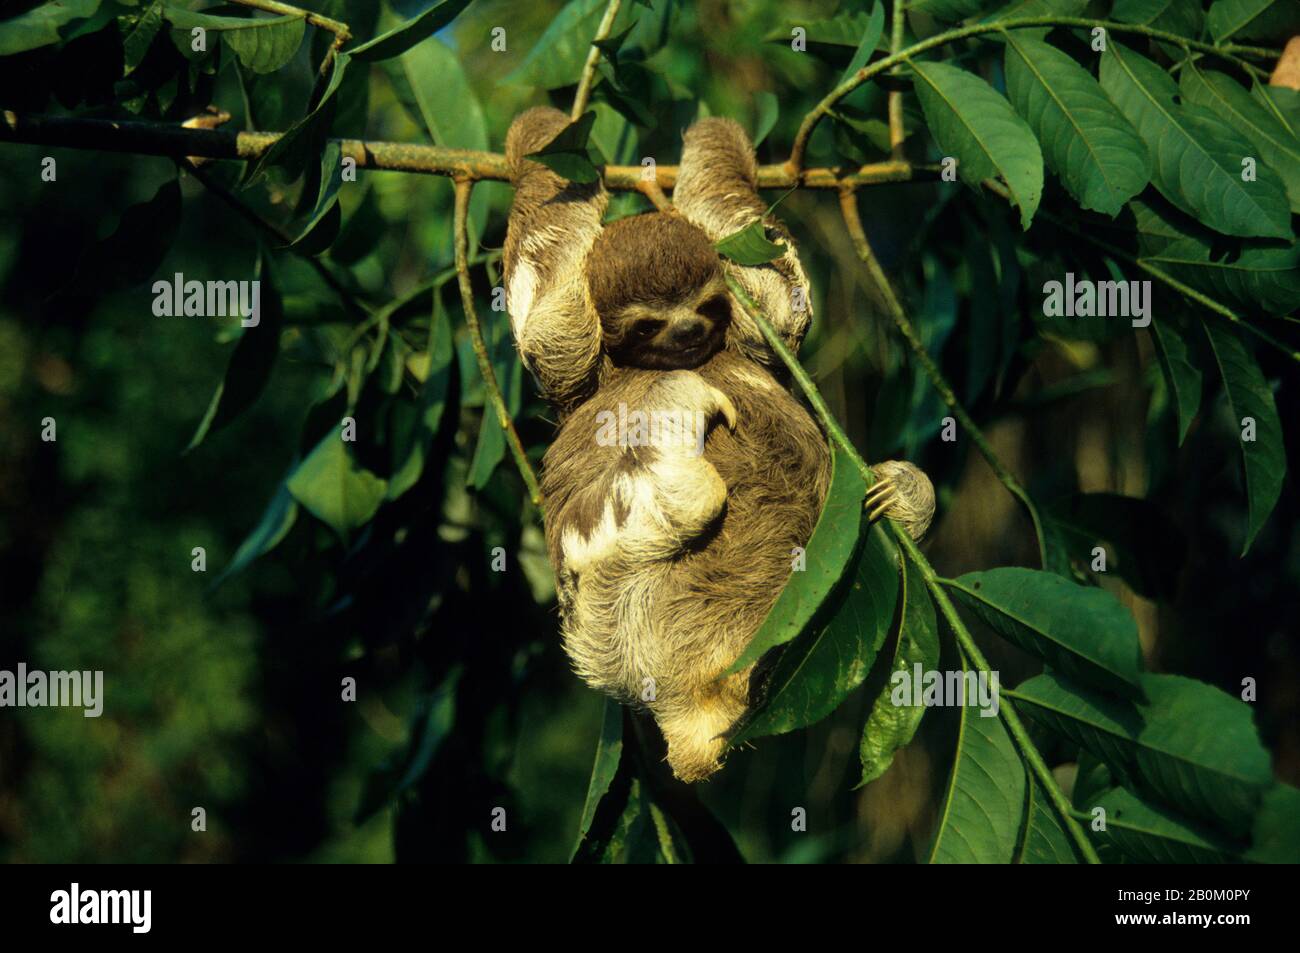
[572,0,623,120]
[727,276,1101,865]
[452,178,544,507]
[838,188,1049,566]
[0,111,925,190]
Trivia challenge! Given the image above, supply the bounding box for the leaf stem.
[837,189,1049,566]
[572,0,624,120]
[727,277,1101,865]
[453,179,544,507]
[788,16,1282,172]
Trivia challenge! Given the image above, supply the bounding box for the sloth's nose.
[671,317,709,346]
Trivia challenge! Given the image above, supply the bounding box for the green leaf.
[982,0,1089,29]
[1180,65,1300,214]
[355,667,460,824]
[1100,41,1293,240]
[945,567,1145,700]
[764,11,884,52]
[287,427,388,536]
[525,110,600,184]
[466,311,521,491]
[248,51,349,184]
[1207,0,1300,42]
[1111,0,1205,39]
[731,524,899,743]
[1247,783,1300,862]
[164,8,305,74]
[287,141,343,254]
[186,251,285,451]
[77,178,181,291]
[571,699,625,862]
[1202,320,1285,555]
[714,220,786,266]
[837,1,884,85]
[385,35,490,232]
[857,554,939,786]
[1043,492,1188,599]
[504,0,611,89]
[1017,776,1081,863]
[1253,82,1300,139]
[752,91,779,147]
[348,0,476,62]
[728,447,867,672]
[0,0,100,56]
[1132,198,1300,317]
[210,481,298,588]
[388,294,454,500]
[123,1,165,75]
[928,688,1026,863]
[1149,317,1202,445]
[1003,33,1150,217]
[1091,787,1240,862]
[913,0,995,21]
[911,59,1044,229]
[1010,672,1273,838]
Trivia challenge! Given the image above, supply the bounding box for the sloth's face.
[603,278,732,370]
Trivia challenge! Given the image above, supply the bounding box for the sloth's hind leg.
[866,460,936,541]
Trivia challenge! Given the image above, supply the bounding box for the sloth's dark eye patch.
[632,319,665,339]
[697,295,731,324]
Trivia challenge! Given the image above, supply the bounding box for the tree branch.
[0,111,925,190]
[838,189,1050,567]
[453,178,544,508]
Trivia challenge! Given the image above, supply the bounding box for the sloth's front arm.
[503,107,609,413]
[674,118,815,363]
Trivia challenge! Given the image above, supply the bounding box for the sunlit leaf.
[911,59,1044,229]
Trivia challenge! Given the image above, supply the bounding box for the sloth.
[503,107,934,782]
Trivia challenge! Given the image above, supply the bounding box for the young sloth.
[503,108,935,781]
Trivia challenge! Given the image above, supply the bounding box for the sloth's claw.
[708,385,738,431]
[865,481,898,523]
[867,461,936,541]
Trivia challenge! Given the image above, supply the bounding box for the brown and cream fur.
[504,108,929,781]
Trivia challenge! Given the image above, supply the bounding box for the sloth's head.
[587,211,732,370]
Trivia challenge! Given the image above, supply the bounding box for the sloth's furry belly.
[669,353,831,631]
[540,350,831,699]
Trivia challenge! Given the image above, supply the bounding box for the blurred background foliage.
[0,0,1296,863]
